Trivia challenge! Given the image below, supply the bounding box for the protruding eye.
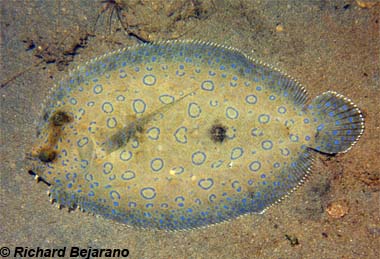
[50,111,72,126]
[38,149,57,163]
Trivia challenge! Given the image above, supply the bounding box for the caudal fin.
[308,91,364,154]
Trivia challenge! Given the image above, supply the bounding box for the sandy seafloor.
[0,0,379,258]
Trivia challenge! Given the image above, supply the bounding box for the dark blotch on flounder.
[29,40,364,231]
[209,123,228,143]
[105,121,144,153]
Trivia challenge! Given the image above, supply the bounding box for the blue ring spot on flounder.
[140,187,157,200]
[249,161,261,172]
[102,102,114,113]
[119,70,127,78]
[93,84,103,94]
[188,102,202,118]
[278,106,287,114]
[120,150,133,162]
[231,147,244,160]
[280,148,291,156]
[106,117,117,128]
[132,99,147,114]
[226,107,239,120]
[198,178,214,190]
[251,128,264,137]
[146,127,160,140]
[171,166,185,175]
[192,151,207,166]
[209,194,216,202]
[261,140,273,150]
[128,202,137,208]
[258,114,270,124]
[289,134,299,142]
[150,158,164,172]
[102,162,113,175]
[173,126,187,144]
[121,170,136,180]
[142,74,156,86]
[159,94,175,104]
[201,80,215,91]
[116,95,125,101]
[210,100,218,107]
[245,94,258,105]
[211,160,223,169]
[110,190,121,201]
[232,180,242,192]
[77,137,89,147]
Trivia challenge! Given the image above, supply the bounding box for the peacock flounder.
[29,40,364,231]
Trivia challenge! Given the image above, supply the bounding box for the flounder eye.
[50,111,72,126]
[38,149,57,163]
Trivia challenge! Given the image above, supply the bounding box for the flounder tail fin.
[307,91,364,154]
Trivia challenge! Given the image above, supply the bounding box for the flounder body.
[30,40,364,231]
